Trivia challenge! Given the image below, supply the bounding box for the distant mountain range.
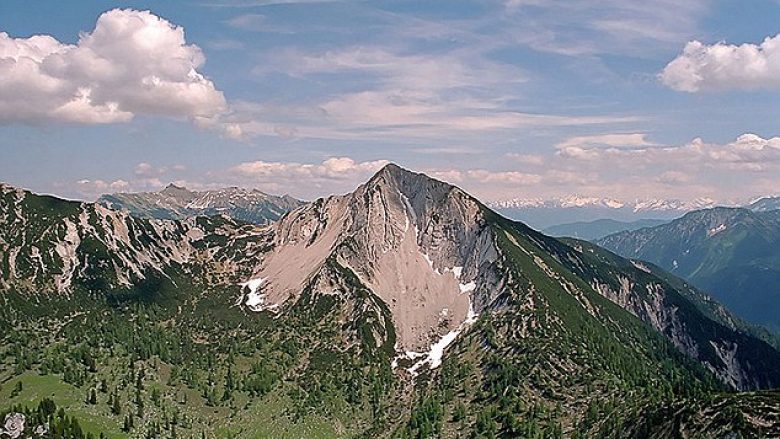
[489,196,719,230]
[3,168,780,437]
[489,196,721,212]
[490,195,780,230]
[598,207,780,331]
[98,184,303,225]
[749,196,780,212]
[544,218,669,240]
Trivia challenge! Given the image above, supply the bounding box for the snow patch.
[707,224,726,237]
[631,260,651,273]
[459,281,476,294]
[238,277,278,312]
[404,300,479,376]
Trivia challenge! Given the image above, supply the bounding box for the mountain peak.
[251,165,492,353]
[367,163,460,204]
[369,163,421,185]
[159,183,192,197]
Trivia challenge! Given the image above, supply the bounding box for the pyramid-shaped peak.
[160,183,192,197]
[368,163,456,197]
[371,163,417,181]
[163,182,185,190]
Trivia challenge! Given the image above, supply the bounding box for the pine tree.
[111,393,122,415]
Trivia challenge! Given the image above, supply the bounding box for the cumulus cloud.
[0,8,234,133]
[428,169,542,186]
[557,133,780,170]
[232,157,388,179]
[62,134,780,203]
[134,162,186,177]
[660,34,780,92]
[425,133,780,203]
[555,133,655,159]
[71,179,132,198]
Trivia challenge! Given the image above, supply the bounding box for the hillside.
[543,218,668,241]
[597,207,780,331]
[1,168,779,438]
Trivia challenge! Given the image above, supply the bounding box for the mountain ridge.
[98,183,303,225]
[544,218,669,240]
[2,166,780,437]
[597,206,780,331]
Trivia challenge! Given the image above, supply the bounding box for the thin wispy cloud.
[501,0,709,56]
[224,13,267,31]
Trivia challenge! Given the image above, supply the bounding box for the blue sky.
[1,0,780,202]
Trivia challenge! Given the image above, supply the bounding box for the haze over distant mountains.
[489,196,719,230]
[490,195,780,230]
[544,218,669,241]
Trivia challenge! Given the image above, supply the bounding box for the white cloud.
[134,162,187,177]
[660,34,780,92]
[63,134,780,203]
[555,133,655,159]
[73,179,133,198]
[225,14,266,31]
[0,9,233,133]
[503,0,708,56]
[76,179,130,191]
[506,153,545,165]
[227,157,389,197]
[274,46,521,92]
[424,133,780,202]
[556,133,780,170]
[232,157,388,179]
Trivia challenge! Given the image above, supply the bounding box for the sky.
[1,0,780,203]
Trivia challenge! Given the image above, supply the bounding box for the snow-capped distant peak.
[489,196,627,210]
[489,195,722,213]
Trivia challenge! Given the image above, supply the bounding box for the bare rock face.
[245,164,500,352]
